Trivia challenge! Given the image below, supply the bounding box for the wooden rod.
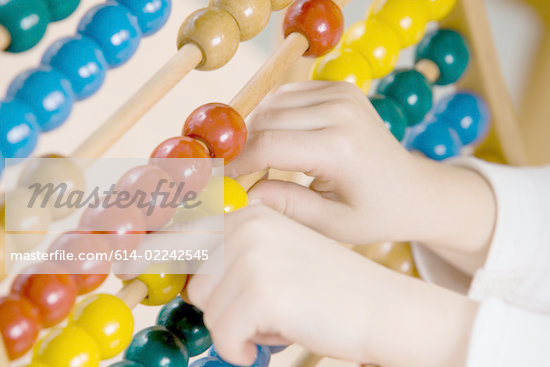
[0,24,10,51]
[72,43,203,159]
[292,351,323,367]
[0,335,9,367]
[415,59,440,84]
[116,278,150,309]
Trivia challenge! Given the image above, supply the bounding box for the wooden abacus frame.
[0,0,541,366]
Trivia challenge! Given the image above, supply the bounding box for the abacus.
[0,0,541,366]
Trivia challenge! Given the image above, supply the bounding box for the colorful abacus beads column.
[0,0,80,53]
[0,0,172,162]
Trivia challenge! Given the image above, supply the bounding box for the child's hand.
[187,205,478,367]
[226,81,496,272]
[226,81,414,245]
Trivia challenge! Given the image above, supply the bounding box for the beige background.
[0,0,544,366]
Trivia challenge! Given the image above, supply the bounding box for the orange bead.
[182,103,247,164]
[283,0,344,57]
[0,295,41,360]
[71,274,108,295]
[11,264,78,327]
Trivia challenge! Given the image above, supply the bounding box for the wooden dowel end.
[0,25,10,52]
[415,59,440,85]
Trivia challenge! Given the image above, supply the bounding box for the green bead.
[377,69,433,126]
[0,0,50,53]
[45,0,80,22]
[157,296,212,357]
[370,95,408,141]
[125,326,189,367]
[415,29,470,86]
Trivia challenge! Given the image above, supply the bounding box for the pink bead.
[48,232,111,275]
[116,165,178,230]
[79,197,147,252]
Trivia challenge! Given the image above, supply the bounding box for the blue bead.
[115,0,171,36]
[7,66,74,132]
[78,3,142,68]
[109,361,145,367]
[0,99,40,160]
[411,120,462,161]
[208,345,271,367]
[268,345,288,354]
[434,92,490,146]
[42,35,108,100]
[190,357,226,367]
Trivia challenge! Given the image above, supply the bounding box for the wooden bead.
[128,269,188,306]
[370,95,408,141]
[18,156,85,220]
[4,187,51,252]
[372,0,428,48]
[377,69,433,126]
[71,294,134,359]
[177,7,241,71]
[342,19,401,79]
[157,296,212,357]
[33,325,101,367]
[422,0,456,21]
[182,103,247,164]
[283,0,344,57]
[0,294,41,360]
[311,48,372,93]
[125,326,189,367]
[270,0,293,11]
[12,265,78,327]
[210,0,271,41]
[415,29,470,86]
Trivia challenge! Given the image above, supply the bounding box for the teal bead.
[157,296,212,357]
[109,361,145,367]
[125,326,189,367]
[415,29,470,86]
[0,0,50,53]
[370,95,408,141]
[45,0,80,21]
[377,69,433,126]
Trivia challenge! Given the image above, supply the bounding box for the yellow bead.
[22,363,52,367]
[311,49,372,93]
[342,19,401,79]
[33,325,100,367]
[129,268,188,306]
[372,0,428,48]
[210,0,271,41]
[70,294,134,360]
[177,7,241,71]
[189,176,225,215]
[223,177,248,213]
[422,0,456,21]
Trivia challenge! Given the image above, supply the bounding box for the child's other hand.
[187,205,477,367]
[226,81,416,245]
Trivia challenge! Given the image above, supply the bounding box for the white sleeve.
[411,158,550,366]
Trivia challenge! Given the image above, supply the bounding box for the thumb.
[248,179,347,234]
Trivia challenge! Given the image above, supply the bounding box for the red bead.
[48,232,111,276]
[150,137,213,194]
[11,264,78,328]
[0,295,41,360]
[71,274,108,295]
[283,0,344,57]
[79,197,147,252]
[182,103,247,164]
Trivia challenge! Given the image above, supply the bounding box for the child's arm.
[226,81,496,274]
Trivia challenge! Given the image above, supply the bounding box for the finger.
[248,180,349,234]
[248,101,346,133]
[225,130,335,179]
[209,296,259,366]
[187,273,222,311]
[259,80,366,111]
